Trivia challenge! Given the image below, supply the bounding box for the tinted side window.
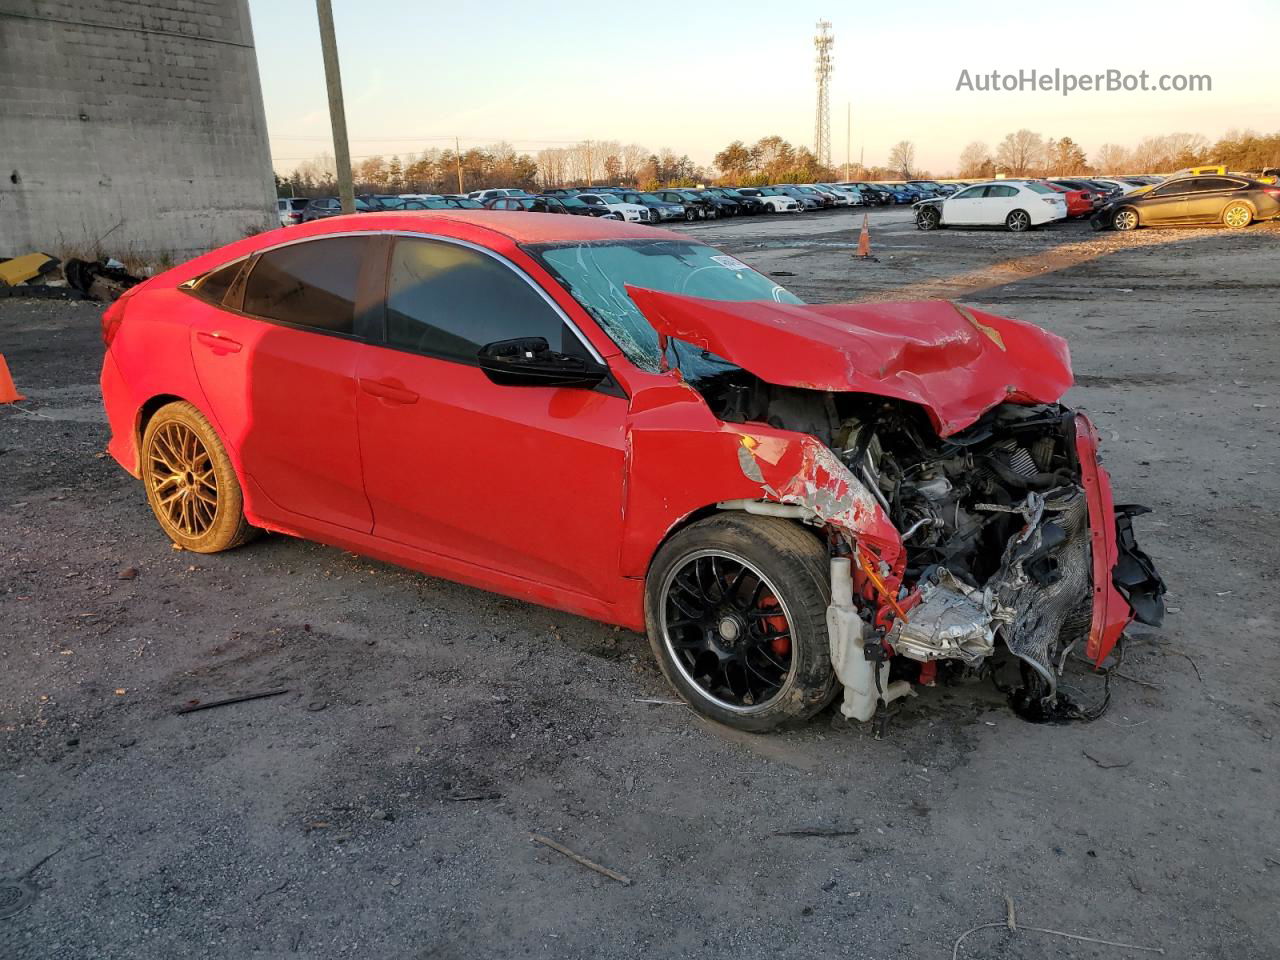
[1150,181,1190,197]
[191,260,245,307]
[242,236,367,334]
[385,239,581,363]
[987,185,1017,198]
[1196,177,1241,191]
[952,186,983,200]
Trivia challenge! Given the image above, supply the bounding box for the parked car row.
[275,174,1178,230]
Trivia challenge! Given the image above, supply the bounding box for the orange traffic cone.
[0,353,25,403]
[855,213,872,258]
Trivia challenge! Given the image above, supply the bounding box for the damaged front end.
[630,287,1166,724]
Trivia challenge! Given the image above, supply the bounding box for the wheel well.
[644,503,829,584]
[136,393,184,448]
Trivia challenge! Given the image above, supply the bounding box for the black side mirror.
[477,337,609,389]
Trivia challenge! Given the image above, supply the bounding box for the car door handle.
[195,331,242,354]
[359,378,419,404]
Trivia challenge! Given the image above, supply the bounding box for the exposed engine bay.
[698,372,1166,724]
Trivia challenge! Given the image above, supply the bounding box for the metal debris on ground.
[951,896,1165,959]
[0,253,59,286]
[530,834,633,886]
[176,688,290,715]
[772,827,861,838]
[63,258,142,302]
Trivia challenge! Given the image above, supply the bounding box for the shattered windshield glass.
[525,239,802,381]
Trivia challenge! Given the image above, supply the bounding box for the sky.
[248,0,1279,176]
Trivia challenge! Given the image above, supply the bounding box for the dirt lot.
[2,210,1277,959]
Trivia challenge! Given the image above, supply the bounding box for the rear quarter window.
[241,237,368,334]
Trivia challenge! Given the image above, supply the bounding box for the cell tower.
[813,20,834,167]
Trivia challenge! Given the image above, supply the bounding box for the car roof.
[327,210,675,243]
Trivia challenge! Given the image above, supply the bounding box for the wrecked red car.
[99,212,1164,731]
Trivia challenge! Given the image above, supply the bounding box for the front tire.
[1006,209,1032,232]
[917,206,942,231]
[644,514,837,731]
[684,208,697,222]
[141,401,258,553]
[1112,207,1139,231]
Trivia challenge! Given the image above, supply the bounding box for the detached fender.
[1074,413,1165,664]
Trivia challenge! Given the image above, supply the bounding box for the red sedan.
[1040,181,1093,218]
[100,212,1163,731]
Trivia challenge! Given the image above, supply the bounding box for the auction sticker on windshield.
[711,255,750,270]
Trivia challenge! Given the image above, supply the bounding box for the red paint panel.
[187,304,373,533]
[625,287,1073,436]
[1075,414,1131,665]
[354,343,630,603]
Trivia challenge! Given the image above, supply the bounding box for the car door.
[352,235,629,601]
[187,235,379,533]
[982,184,1021,223]
[942,185,986,224]
[1135,180,1192,224]
[1184,177,1243,222]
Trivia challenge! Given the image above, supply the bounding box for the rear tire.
[644,513,837,732]
[1006,209,1032,232]
[1222,201,1253,228]
[140,401,259,553]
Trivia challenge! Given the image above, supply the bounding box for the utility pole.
[315,0,354,214]
[455,137,464,193]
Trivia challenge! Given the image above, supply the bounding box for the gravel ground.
[1,209,1277,959]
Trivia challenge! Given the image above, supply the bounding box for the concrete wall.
[0,0,276,262]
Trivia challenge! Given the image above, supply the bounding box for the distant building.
[0,1,275,262]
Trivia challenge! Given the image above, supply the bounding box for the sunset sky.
[249,0,1278,175]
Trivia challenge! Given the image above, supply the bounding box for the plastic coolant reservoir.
[826,556,913,722]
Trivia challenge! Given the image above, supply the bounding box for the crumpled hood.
[625,287,1074,436]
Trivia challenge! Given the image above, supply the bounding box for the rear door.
[1184,177,1245,222]
[353,235,628,601]
[982,184,1019,223]
[188,235,378,532]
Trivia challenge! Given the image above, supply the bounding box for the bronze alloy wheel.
[140,401,259,553]
[147,420,218,537]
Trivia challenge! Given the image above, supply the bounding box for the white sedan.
[735,188,801,213]
[915,181,1066,232]
[576,193,652,223]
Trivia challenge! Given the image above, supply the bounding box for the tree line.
[277,140,710,197]
[956,129,1280,178]
[276,128,1280,197]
